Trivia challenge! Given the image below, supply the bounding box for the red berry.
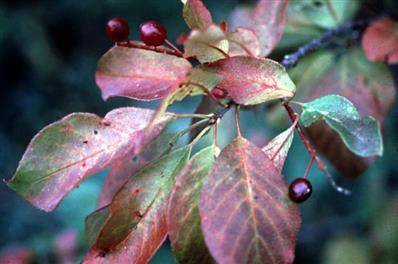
[139,21,167,46]
[289,178,312,203]
[106,17,130,42]
[211,87,227,99]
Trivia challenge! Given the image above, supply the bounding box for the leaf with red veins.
[200,137,301,264]
[97,133,174,208]
[262,121,296,173]
[362,18,398,64]
[183,0,213,31]
[6,107,174,212]
[227,27,261,57]
[229,0,288,57]
[184,24,229,63]
[96,46,191,101]
[201,56,296,105]
[168,146,216,264]
[85,146,191,253]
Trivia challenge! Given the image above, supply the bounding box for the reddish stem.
[118,40,183,57]
[165,39,184,57]
[284,103,329,170]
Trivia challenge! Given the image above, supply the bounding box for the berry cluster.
[105,18,167,47]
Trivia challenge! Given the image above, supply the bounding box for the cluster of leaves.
[5,0,397,263]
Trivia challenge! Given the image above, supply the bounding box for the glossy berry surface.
[106,18,130,42]
[139,21,167,46]
[289,178,312,203]
[211,87,227,99]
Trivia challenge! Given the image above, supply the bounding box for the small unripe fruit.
[106,17,130,42]
[211,87,227,99]
[139,21,167,46]
[289,178,312,203]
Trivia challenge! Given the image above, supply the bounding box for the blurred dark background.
[0,0,397,263]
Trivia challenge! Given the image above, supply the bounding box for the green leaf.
[84,206,109,246]
[6,107,174,212]
[88,145,191,250]
[182,0,213,30]
[292,0,359,29]
[184,24,229,63]
[299,95,383,157]
[168,146,216,264]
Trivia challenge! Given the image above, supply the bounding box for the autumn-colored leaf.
[168,146,216,264]
[262,119,296,172]
[229,0,289,56]
[0,246,33,264]
[200,137,301,264]
[85,146,191,253]
[184,24,229,63]
[227,27,261,57]
[96,46,191,101]
[97,133,174,208]
[182,0,213,31]
[200,56,296,105]
[299,95,383,157]
[362,18,398,64]
[289,48,395,178]
[6,107,174,212]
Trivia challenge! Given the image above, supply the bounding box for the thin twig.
[235,105,242,138]
[281,19,371,69]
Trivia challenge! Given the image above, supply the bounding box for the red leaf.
[0,247,33,264]
[229,0,288,56]
[7,107,174,211]
[83,146,191,263]
[168,146,216,263]
[362,18,398,64]
[200,137,301,264]
[183,0,213,30]
[201,56,296,105]
[97,133,173,208]
[227,27,261,57]
[96,46,191,101]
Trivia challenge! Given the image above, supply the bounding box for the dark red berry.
[289,178,312,203]
[211,87,227,99]
[106,17,130,42]
[139,21,167,46]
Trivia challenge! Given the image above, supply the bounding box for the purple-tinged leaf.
[85,146,191,254]
[96,46,191,101]
[229,0,288,56]
[7,107,174,212]
[200,137,301,264]
[262,121,296,172]
[201,56,296,105]
[182,0,213,31]
[168,146,216,264]
[97,133,174,208]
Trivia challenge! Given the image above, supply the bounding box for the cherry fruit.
[289,178,312,203]
[211,87,227,99]
[139,21,167,46]
[106,17,130,42]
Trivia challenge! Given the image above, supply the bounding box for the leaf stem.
[164,39,184,57]
[169,118,210,146]
[118,41,183,57]
[283,103,350,195]
[235,105,242,138]
[175,113,211,119]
